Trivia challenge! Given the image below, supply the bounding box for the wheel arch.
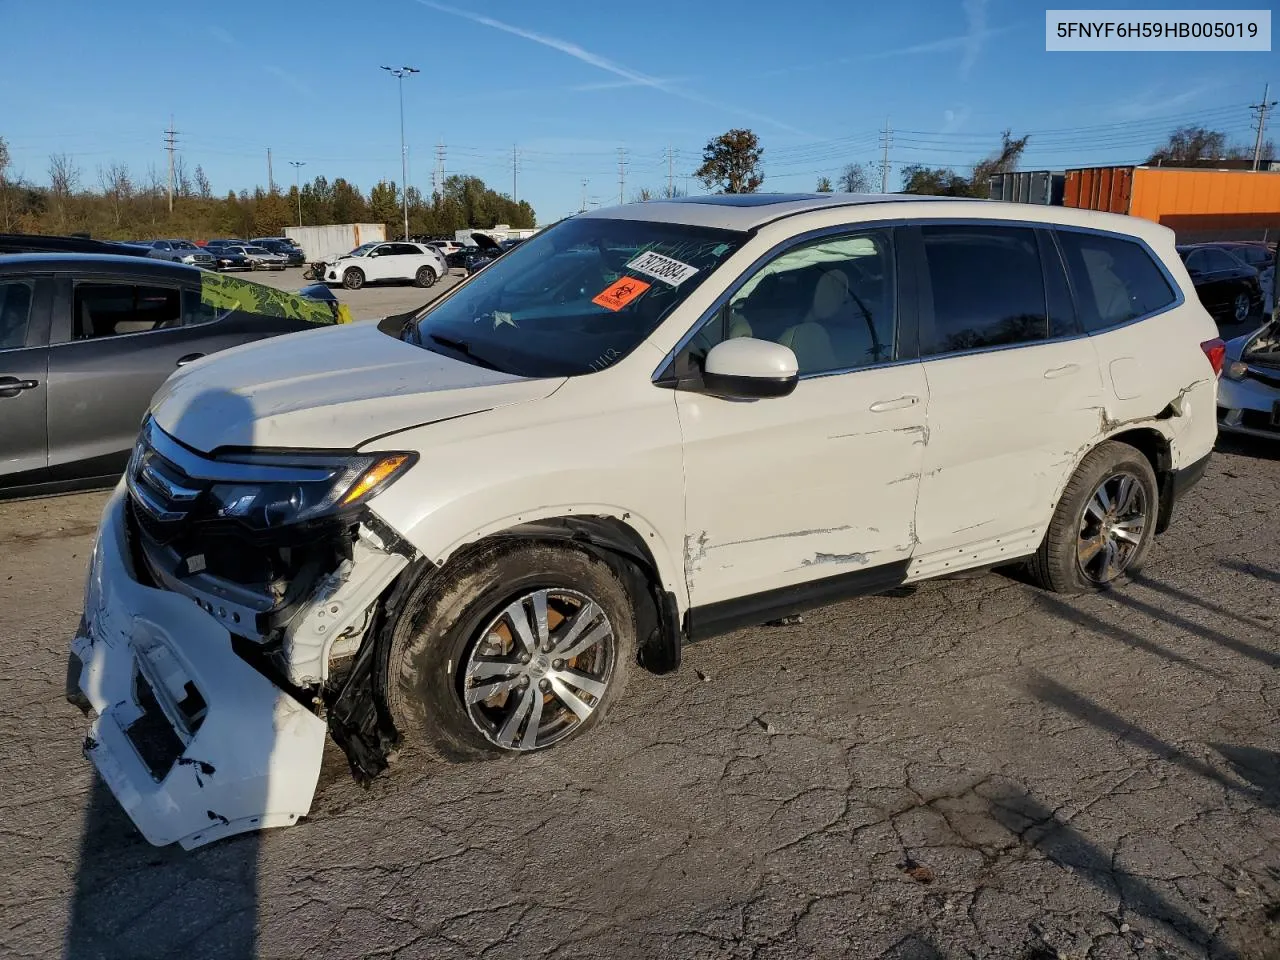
[1052,424,1176,536]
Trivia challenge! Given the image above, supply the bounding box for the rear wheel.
[1027,440,1158,594]
[414,265,437,288]
[1233,291,1251,324]
[383,542,636,760]
[342,267,365,290]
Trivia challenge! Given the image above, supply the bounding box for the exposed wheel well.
[1102,427,1176,534]
[432,516,682,675]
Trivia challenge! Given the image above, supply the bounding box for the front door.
[0,276,52,491]
[672,228,926,623]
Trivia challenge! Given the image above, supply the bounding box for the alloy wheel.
[460,588,616,751]
[1233,293,1250,324]
[1076,471,1148,584]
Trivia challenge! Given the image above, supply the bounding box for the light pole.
[288,160,306,227]
[381,65,419,240]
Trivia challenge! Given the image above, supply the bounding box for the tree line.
[0,138,535,241]
[690,124,1276,198]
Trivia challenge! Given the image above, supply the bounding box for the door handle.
[0,376,38,399]
[1043,363,1081,379]
[176,353,205,366]
[869,395,920,413]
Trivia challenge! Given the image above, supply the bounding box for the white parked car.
[1217,313,1280,439]
[67,194,1222,849]
[323,240,446,290]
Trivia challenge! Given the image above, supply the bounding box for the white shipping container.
[285,223,386,262]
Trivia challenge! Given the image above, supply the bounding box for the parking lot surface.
[256,266,461,321]
[2,438,1279,960]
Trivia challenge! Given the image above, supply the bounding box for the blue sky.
[0,0,1271,225]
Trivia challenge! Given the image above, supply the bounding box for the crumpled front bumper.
[1218,370,1280,440]
[67,485,328,849]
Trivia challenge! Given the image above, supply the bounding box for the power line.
[1250,83,1277,171]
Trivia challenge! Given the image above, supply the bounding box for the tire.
[414,265,437,288]
[383,541,636,761]
[1026,440,1159,595]
[342,267,365,290]
[1232,292,1251,324]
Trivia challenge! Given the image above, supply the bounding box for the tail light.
[1200,338,1226,376]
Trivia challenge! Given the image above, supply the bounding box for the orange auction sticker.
[592,276,651,312]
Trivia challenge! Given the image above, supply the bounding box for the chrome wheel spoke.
[504,600,540,657]
[1101,539,1121,580]
[532,589,550,648]
[520,692,545,750]
[495,686,537,748]
[549,676,595,721]
[1115,476,1138,515]
[1112,526,1143,545]
[555,619,610,661]
[467,656,519,681]
[554,668,607,700]
[550,601,599,654]
[466,675,522,704]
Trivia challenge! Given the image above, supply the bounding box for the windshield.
[245,246,270,254]
[172,240,197,250]
[347,242,378,258]
[406,216,745,377]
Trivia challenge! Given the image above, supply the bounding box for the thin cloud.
[960,0,989,78]
[206,26,238,48]
[753,22,1015,79]
[942,106,971,133]
[1108,79,1223,120]
[571,76,693,92]
[265,65,315,99]
[413,0,812,136]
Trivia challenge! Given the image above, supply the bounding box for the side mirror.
[701,338,799,399]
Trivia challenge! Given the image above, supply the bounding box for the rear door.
[0,275,53,491]
[905,223,1107,571]
[45,273,253,482]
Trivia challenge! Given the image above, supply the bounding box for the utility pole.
[267,147,274,193]
[512,144,519,203]
[289,160,306,226]
[580,178,588,213]
[617,147,627,204]
[1250,83,1277,172]
[878,118,893,193]
[381,65,420,240]
[163,116,179,214]
[434,140,445,197]
[666,146,674,198]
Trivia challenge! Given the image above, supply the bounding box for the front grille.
[126,427,210,543]
[1240,409,1280,432]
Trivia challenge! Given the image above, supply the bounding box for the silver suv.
[146,239,215,269]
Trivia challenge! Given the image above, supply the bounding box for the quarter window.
[73,283,183,339]
[1057,230,1176,332]
[919,225,1047,356]
[0,281,34,350]
[686,230,897,376]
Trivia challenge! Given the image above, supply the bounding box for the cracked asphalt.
[2,435,1279,960]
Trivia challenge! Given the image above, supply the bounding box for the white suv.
[322,241,446,290]
[67,194,1222,849]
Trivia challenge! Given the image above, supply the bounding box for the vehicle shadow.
[65,382,270,960]
[1122,575,1280,669]
[986,780,1236,958]
[1214,432,1280,462]
[1220,557,1280,586]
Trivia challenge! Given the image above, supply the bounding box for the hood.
[470,232,502,251]
[149,322,563,453]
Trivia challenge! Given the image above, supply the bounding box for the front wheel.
[1026,440,1159,594]
[383,542,636,760]
[1233,292,1251,324]
[342,267,365,290]
[414,266,437,288]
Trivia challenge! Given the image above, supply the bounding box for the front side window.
[405,216,745,377]
[684,230,897,376]
[0,280,34,350]
[72,283,182,339]
[919,225,1047,356]
[1057,230,1176,332]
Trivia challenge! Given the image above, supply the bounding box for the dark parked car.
[0,254,348,499]
[210,247,251,271]
[251,238,306,266]
[0,233,152,258]
[1176,243,1264,326]
[464,234,525,275]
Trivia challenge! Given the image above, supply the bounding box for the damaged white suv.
[67,194,1222,849]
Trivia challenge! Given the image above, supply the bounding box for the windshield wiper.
[426,333,504,371]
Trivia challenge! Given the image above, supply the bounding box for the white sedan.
[323,241,447,290]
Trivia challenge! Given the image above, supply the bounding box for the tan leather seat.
[779,269,848,371]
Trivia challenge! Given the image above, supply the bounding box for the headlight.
[206,451,416,530]
[1224,360,1248,381]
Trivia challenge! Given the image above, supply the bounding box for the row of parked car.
[142,237,306,272]
[1176,240,1275,327]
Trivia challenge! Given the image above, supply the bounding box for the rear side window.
[1057,230,1176,332]
[0,280,34,350]
[919,225,1048,356]
[73,283,183,339]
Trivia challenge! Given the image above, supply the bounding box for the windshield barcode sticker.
[626,251,699,287]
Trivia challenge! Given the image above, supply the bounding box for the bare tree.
[174,155,193,198]
[659,181,686,199]
[48,153,80,231]
[816,176,833,192]
[194,164,212,199]
[97,162,132,228]
[631,186,654,202]
[838,163,869,193]
[0,136,10,230]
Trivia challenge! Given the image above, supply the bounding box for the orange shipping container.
[1063,166,1280,239]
